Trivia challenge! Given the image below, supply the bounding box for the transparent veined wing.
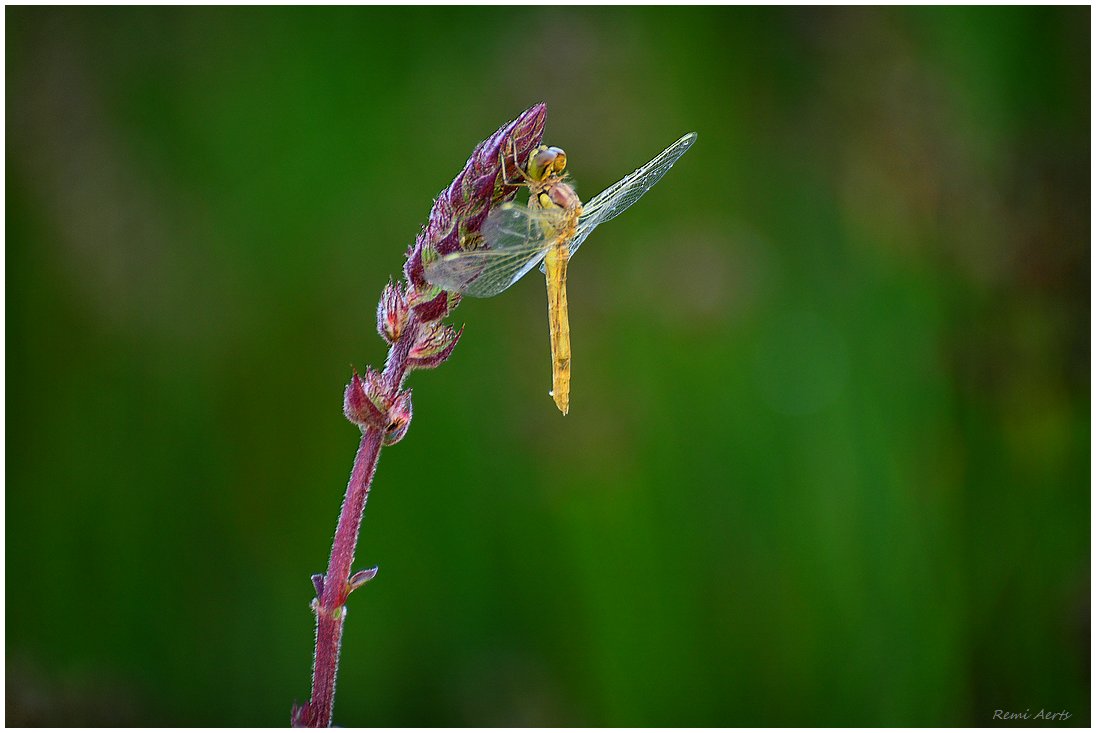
[423,203,565,297]
[539,131,697,272]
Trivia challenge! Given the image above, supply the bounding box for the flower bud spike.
[300,106,547,728]
[402,103,545,303]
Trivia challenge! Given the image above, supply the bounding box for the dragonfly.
[424,131,697,415]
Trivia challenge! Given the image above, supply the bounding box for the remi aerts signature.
[993,709,1072,722]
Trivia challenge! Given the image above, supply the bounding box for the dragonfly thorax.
[538,183,581,211]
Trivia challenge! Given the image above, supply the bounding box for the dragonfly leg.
[499,137,535,188]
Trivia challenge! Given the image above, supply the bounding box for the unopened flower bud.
[377,279,409,343]
[343,368,390,430]
[383,390,413,446]
[408,285,452,322]
[408,323,463,370]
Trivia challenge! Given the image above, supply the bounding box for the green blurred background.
[6,6,1090,727]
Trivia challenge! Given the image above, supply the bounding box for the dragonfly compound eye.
[546,147,568,174]
[529,146,567,181]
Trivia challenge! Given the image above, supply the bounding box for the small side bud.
[348,566,379,592]
[377,279,409,343]
[343,368,391,430]
[408,323,463,370]
[311,573,325,598]
[291,701,313,728]
[383,390,413,446]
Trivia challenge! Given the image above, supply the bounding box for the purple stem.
[304,319,420,728]
[308,427,381,728]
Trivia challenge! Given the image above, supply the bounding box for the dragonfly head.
[528,145,568,182]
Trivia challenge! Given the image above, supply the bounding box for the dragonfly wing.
[424,203,560,297]
[579,132,697,232]
[538,132,697,273]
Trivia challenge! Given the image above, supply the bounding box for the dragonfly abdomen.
[544,243,571,415]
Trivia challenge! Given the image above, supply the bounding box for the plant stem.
[309,426,382,727]
[304,319,420,727]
